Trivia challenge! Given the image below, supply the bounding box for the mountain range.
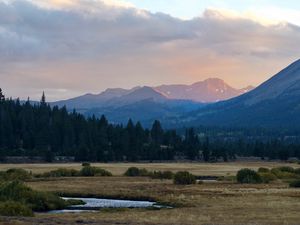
[54,78,253,108]
[49,59,300,128]
[177,59,300,128]
[52,78,253,125]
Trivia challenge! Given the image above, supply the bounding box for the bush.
[124,167,149,177]
[276,166,295,173]
[236,169,262,184]
[289,180,300,188]
[271,168,298,179]
[173,171,196,185]
[258,167,270,173]
[37,167,112,178]
[150,171,174,180]
[0,168,32,181]
[259,172,277,183]
[80,166,112,177]
[38,168,80,178]
[82,162,91,167]
[0,201,33,217]
[294,168,300,175]
[0,181,69,213]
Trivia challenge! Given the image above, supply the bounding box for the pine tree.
[0,88,4,101]
[151,120,163,145]
[40,91,46,105]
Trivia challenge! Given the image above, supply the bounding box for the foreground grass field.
[0,162,300,225]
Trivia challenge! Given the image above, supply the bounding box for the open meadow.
[1,161,299,176]
[0,162,300,225]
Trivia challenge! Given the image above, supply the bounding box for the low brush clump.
[36,166,112,178]
[258,172,277,183]
[124,167,174,180]
[173,171,196,185]
[0,201,33,217]
[36,168,80,178]
[237,169,263,184]
[0,181,80,216]
[124,167,149,177]
[0,168,32,181]
[237,166,300,184]
[270,167,299,179]
[80,166,112,177]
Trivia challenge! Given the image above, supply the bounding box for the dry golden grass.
[1,162,300,225]
[0,161,299,176]
[15,176,300,225]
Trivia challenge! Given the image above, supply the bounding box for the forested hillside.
[0,89,300,162]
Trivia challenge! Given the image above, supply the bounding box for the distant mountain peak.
[121,86,168,102]
[156,78,254,103]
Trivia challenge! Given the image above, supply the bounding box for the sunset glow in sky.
[1,0,300,100]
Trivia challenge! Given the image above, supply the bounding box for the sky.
[1,0,300,101]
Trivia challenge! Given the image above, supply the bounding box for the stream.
[48,197,169,214]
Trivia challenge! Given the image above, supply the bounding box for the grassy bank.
[22,176,300,225]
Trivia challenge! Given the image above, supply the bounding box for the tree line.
[0,89,300,162]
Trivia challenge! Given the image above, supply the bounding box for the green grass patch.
[0,201,34,217]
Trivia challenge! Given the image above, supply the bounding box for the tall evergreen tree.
[151,120,163,145]
[0,88,4,101]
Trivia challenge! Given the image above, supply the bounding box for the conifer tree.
[0,88,4,101]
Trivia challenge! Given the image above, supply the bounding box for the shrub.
[236,169,262,184]
[173,171,196,185]
[0,168,32,181]
[258,167,270,173]
[289,180,300,188]
[124,167,149,177]
[0,201,33,217]
[80,166,112,177]
[276,166,295,173]
[294,168,300,175]
[38,168,80,178]
[82,162,91,167]
[138,168,150,176]
[271,168,298,179]
[0,181,69,212]
[259,172,277,183]
[150,171,174,180]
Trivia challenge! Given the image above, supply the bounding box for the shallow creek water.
[48,197,169,214]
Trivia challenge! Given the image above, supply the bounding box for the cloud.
[0,0,299,100]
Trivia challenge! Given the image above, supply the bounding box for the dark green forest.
[0,89,300,162]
